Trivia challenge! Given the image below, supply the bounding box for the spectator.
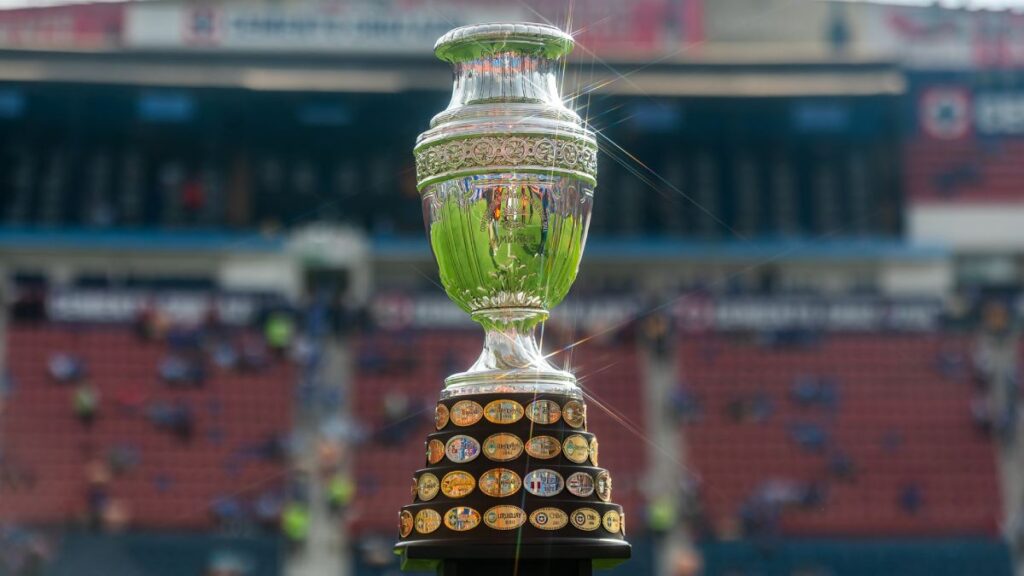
[264,311,295,357]
[790,374,840,412]
[899,482,922,515]
[84,458,111,531]
[181,176,205,223]
[238,335,269,373]
[101,498,132,532]
[210,496,245,529]
[107,444,139,475]
[72,382,100,428]
[739,478,824,537]
[669,548,703,576]
[171,401,196,444]
[724,393,773,424]
[281,502,310,549]
[0,370,12,414]
[158,353,206,388]
[254,490,284,532]
[134,303,156,341]
[646,496,677,535]
[789,422,828,453]
[935,345,966,380]
[145,401,196,443]
[212,341,238,370]
[640,311,674,359]
[827,451,856,481]
[134,301,170,342]
[327,472,355,515]
[669,387,703,425]
[48,352,84,384]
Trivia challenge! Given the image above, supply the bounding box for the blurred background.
[0,0,1022,574]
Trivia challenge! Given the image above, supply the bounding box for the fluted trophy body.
[396,23,629,573]
[415,23,597,395]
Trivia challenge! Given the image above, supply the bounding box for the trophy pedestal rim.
[442,369,579,399]
[395,538,631,572]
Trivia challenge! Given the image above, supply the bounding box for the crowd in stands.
[3,283,1022,574]
[658,322,1008,546]
[0,293,361,561]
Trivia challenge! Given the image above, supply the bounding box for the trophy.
[395,23,630,573]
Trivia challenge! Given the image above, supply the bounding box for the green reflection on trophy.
[415,23,598,395]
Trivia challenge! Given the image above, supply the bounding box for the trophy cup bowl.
[415,23,598,396]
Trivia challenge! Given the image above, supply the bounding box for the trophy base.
[396,391,631,572]
[396,540,631,574]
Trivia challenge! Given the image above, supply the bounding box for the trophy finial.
[433,22,575,63]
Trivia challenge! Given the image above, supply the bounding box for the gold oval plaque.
[602,509,621,534]
[482,432,523,462]
[427,439,446,465]
[563,399,586,429]
[399,510,414,537]
[435,403,449,430]
[589,437,599,466]
[524,435,561,459]
[483,505,527,530]
[595,470,612,502]
[562,434,590,464]
[529,507,568,531]
[566,471,595,498]
[415,508,441,534]
[570,507,601,531]
[440,470,476,498]
[417,473,440,501]
[525,399,561,424]
[483,399,525,424]
[450,400,484,427]
[444,435,481,463]
[523,469,564,497]
[444,506,480,531]
[478,468,522,498]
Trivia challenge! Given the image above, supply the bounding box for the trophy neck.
[424,22,585,137]
[441,307,579,398]
[442,52,566,111]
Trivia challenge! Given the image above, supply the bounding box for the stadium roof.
[0,47,904,97]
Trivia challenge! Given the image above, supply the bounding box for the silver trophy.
[398,23,628,571]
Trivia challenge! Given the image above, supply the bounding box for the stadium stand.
[678,332,1001,538]
[906,139,1024,203]
[0,322,295,529]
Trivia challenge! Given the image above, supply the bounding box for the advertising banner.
[124,0,700,58]
[46,289,281,326]
[862,4,1024,70]
[371,293,946,333]
[0,3,124,49]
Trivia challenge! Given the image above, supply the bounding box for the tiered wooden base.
[395,392,631,574]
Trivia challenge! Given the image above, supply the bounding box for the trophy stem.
[440,307,579,397]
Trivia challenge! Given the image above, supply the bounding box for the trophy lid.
[434,22,575,63]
